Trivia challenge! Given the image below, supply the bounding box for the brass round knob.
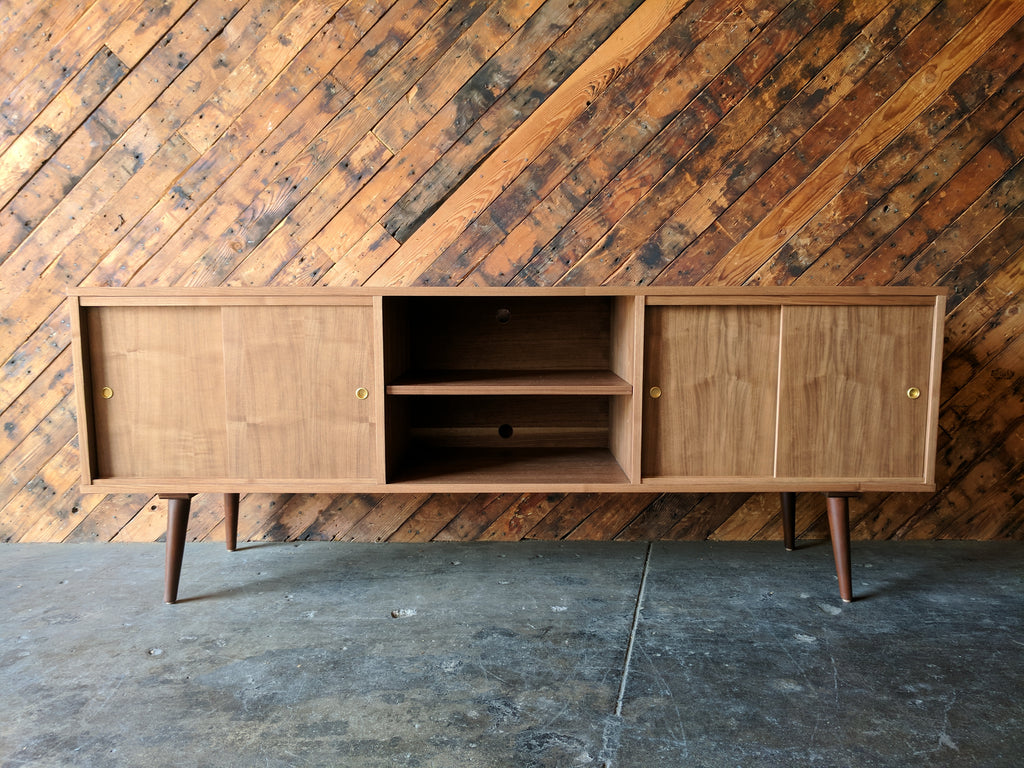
[907,387,921,400]
[355,387,369,400]
[101,387,113,399]
[649,386,662,399]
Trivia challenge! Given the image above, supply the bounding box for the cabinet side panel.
[609,296,640,480]
[373,296,388,484]
[69,297,96,484]
[223,306,376,481]
[642,306,779,477]
[381,297,411,481]
[777,305,934,480]
[86,306,228,479]
[923,295,946,485]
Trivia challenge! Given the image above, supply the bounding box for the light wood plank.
[2,0,1020,545]
[698,0,1024,285]
[366,0,695,286]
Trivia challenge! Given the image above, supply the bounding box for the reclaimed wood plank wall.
[1,0,1022,545]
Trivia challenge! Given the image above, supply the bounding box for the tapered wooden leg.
[224,493,239,551]
[161,494,194,604]
[826,494,853,603]
[780,492,796,551]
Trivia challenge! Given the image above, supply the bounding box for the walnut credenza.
[69,287,946,603]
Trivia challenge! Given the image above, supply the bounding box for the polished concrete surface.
[1,540,1021,767]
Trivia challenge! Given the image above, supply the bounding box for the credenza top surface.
[70,285,948,304]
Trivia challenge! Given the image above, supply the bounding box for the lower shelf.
[388,446,630,488]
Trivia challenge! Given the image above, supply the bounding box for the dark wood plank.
[695,1,1024,286]
[751,22,1024,285]
[0,0,246,264]
[0,46,130,211]
[0,0,143,157]
[378,0,644,247]
[420,0,757,286]
[533,0,855,286]
[388,493,477,542]
[3,0,1022,544]
[566,493,660,540]
[433,493,520,541]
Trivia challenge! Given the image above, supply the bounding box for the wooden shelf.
[385,369,632,395]
[388,446,630,487]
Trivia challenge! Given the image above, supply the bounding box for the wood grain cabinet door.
[642,305,780,478]
[86,306,228,479]
[221,305,377,482]
[777,304,935,482]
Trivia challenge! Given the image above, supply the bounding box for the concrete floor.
[1,540,1021,767]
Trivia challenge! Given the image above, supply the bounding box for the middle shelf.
[385,369,632,395]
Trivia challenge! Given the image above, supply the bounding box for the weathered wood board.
[2,0,1022,544]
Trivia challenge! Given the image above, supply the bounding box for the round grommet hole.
[498,423,514,439]
[495,307,511,324]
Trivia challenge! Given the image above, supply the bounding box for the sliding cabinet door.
[222,304,377,482]
[642,305,779,479]
[86,306,227,479]
[777,304,936,482]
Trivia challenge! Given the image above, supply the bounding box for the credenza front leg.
[160,493,195,604]
[825,493,855,603]
[224,493,239,552]
[780,492,796,551]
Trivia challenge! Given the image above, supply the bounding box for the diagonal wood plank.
[1,0,1022,544]
[366,0,696,286]
[695,0,1024,285]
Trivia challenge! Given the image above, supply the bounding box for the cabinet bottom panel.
[80,474,932,494]
[388,446,630,487]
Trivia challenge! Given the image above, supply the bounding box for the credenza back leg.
[825,494,854,603]
[224,493,239,551]
[780,492,796,550]
[160,493,195,604]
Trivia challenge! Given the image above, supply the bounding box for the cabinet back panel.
[86,307,228,479]
[406,395,609,449]
[642,306,780,478]
[222,306,377,481]
[404,297,611,371]
[777,305,934,479]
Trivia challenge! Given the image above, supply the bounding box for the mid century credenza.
[68,287,946,603]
